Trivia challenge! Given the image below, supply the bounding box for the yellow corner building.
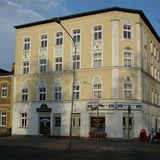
[12,7,160,139]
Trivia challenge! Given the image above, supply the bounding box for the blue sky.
[0,0,160,70]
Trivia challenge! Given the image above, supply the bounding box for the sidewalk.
[0,136,160,153]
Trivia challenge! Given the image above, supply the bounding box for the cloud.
[0,0,43,22]
[0,0,70,70]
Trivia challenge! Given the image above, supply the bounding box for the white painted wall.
[12,101,160,139]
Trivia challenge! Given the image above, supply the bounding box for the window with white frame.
[0,112,6,127]
[21,86,28,102]
[150,41,153,53]
[40,34,47,48]
[123,25,131,39]
[73,80,80,100]
[73,29,80,43]
[23,37,30,50]
[93,25,102,40]
[154,45,156,58]
[38,81,47,101]
[154,67,157,79]
[22,61,29,75]
[144,50,147,72]
[152,89,154,104]
[151,64,154,77]
[56,32,63,46]
[55,57,62,71]
[158,94,160,106]
[54,117,61,127]
[157,70,160,81]
[20,113,27,127]
[144,81,148,101]
[93,52,102,68]
[123,48,133,67]
[155,92,158,105]
[124,76,133,99]
[72,55,80,70]
[39,59,47,73]
[157,49,159,62]
[1,83,8,98]
[93,76,102,99]
[54,79,62,100]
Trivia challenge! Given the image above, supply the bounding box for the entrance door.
[53,113,61,136]
[72,113,80,137]
[123,113,134,139]
[40,117,50,135]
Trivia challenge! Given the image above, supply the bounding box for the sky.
[0,0,160,71]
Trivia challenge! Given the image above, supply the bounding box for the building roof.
[0,69,12,76]
[14,6,160,42]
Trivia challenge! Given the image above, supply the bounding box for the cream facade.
[12,7,160,139]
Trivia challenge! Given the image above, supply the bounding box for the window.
[151,64,153,77]
[72,55,80,70]
[151,90,154,104]
[40,59,47,73]
[93,76,102,99]
[124,76,133,99]
[54,79,62,100]
[93,52,102,68]
[22,61,29,74]
[93,25,102,40]
[73,29,80,43]
[55,57,62,71]
[20,113,27,127]
[39,81,47,101]
[144,50,147,72]
[24,37,30,50]
[158,70,160,81]
[154,45,156,58]
[1,83,8,98]
[40,34,47,48]
[150,41,153,53]
[144,81,148,101]
[123,48,132,67]
[155,92,158,105]
[56,32,63,45]
[0,112,6,127]
[54,117,61,127]
[73,80,80,100]
[154,67,157,79]
[21,87,28,102]
[123,25,131,39]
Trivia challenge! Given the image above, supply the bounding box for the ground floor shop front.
[12,101,160,139]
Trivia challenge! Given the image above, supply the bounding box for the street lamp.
[55,18,77,149]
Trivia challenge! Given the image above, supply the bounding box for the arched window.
[124,76,133,99]
[123,47,133,67]
[54,79,62,100]
[73,79,80,100]
[93,76,102,99]
[38,80,47,101]
[21,82,29,102]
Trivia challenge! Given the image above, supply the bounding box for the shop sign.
[91,117,105,128]
[37,104,52,112]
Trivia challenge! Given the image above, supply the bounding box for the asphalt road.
[0,145,160,160]
[0,136,160,160]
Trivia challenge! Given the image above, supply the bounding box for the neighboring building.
[12,7,160,139]
[0,68,13,136]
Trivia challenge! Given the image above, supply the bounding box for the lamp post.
[55,18,77,149]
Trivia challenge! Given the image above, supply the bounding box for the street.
[0,145,160,160]
[0,136,160,160]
